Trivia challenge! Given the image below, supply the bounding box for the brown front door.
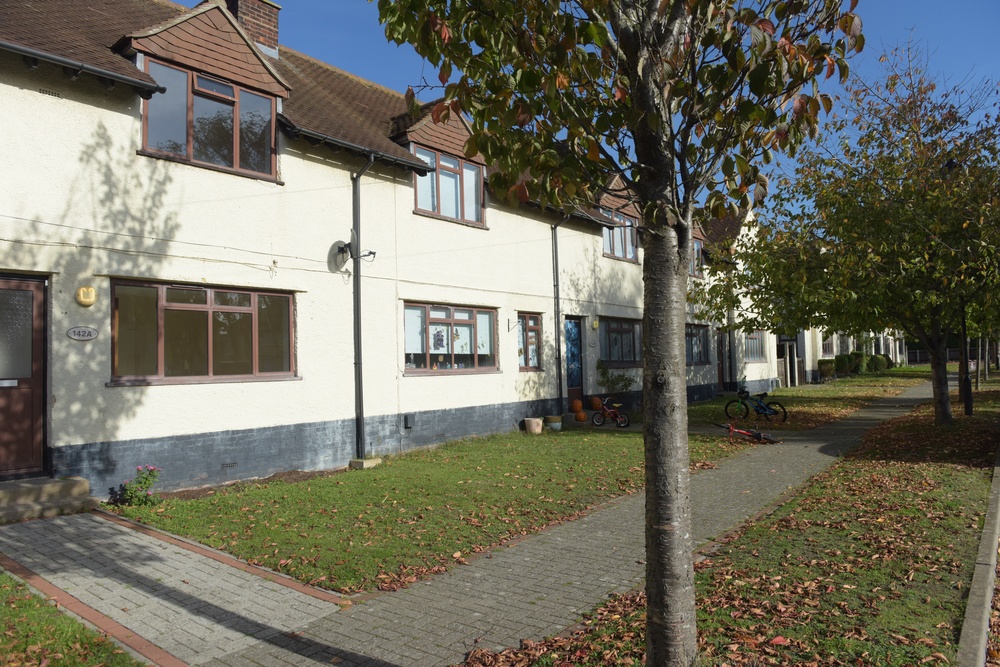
[0,278,45,476]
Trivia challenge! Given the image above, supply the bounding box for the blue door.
[565,317,583,407]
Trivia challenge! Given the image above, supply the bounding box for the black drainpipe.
[551,216,569,412]
[352,154,376,461]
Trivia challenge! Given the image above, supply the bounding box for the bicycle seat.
[612,403,623,409]
[755,392,768,398]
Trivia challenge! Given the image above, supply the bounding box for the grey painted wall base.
[52,397,562,498]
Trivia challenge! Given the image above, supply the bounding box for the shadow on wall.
[27,122,179,482]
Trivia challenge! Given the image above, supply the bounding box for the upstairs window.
[144,60,276,177]
[689,239,704,277]
[413,146,483,225]
[599,317,642,367]
[600,209,638,261]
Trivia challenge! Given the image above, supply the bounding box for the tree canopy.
[704,43,1000,424]
[377,1,863,664]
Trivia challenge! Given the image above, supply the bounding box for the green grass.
[463,380,1000,667]
[0,572,147,667]
[687,367,930,430]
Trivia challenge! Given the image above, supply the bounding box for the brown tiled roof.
[268,49,420,167]
[699,212,747,259]
[1,0,423,169]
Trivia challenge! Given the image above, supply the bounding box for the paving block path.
[0,383,934,667]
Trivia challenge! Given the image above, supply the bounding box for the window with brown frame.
[403,303,497,372]
[745,330,767,362]
[689,239,704,277]
[685,324,710,365]
[144,59,276,177]
[413,146,483,225]
[112,281,294,382]
[599,317,642,366]
[599,209,638,261]
[517,313,542,370]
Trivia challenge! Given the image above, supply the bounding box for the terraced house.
[0,0,779,495]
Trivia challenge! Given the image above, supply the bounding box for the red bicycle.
[593,397,630,427]
[715,422,780,444]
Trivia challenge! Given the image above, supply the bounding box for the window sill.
[413,209,488,230]
[107,375,300,387]
[137,150,284,185]
[403,368,501,377]
[602,252,639,264]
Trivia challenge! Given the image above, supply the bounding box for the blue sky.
[179,2,1000,97]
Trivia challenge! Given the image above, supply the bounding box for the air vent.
[38,89,62,98]
[221,462,238,469]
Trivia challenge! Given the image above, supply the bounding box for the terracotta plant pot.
[590,396,603,410]
[569,399,583,413]
[524,417,543,434]
[574,410,588,422]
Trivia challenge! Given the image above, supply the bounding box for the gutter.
[551,216,570,412]
[0,40,164,97]
[278,118,430,175]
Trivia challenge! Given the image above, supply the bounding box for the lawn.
[108,369,930,595]
[687,366,930,430]
[0,571,146,667]
[463,382,1000,666]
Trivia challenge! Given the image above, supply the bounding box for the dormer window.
[413,146,483,226]
[144,59,276,177]
[599,209,638,261]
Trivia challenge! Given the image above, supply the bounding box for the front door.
[0,278,45,476]
[565,317,583,409]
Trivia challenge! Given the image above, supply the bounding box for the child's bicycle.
[724,385,787,422]
[715,422,781,444]
[592,397,630,427]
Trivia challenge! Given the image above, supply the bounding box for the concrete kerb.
[957,444,1000,667]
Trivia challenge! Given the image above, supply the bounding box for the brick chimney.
[226,0,280,57]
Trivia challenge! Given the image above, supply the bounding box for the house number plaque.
[67,327,99,341]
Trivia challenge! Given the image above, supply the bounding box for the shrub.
[834,354,852,375]
[850,351,869,375]
[869,354,889,373]
[108,465,162,507]
[818,359,835,378]
[882,353,895,369]
[595,360,636,397]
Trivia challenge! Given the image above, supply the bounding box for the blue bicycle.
[724,386,787,422]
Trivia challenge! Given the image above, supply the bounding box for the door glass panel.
[213,312,252,375]
[565,320,582,388]
[115,285,157,376]
[164,310,208,376]
[258,295,291,373]
[0,290,32,378]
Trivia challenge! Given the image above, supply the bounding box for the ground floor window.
[745,330,767,362]
[685,324,710,364]
[599,317,642,367]
[822,332,835,357]
[517,313,542,370]
[112,281,294,382]
[404,303,497,372]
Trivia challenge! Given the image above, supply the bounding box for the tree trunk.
[642,225,697,666]
[928,339,954,426]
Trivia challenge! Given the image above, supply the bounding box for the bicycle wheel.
[763,401,787,422]
[724,400,749,421]
[760,434,779,444]
[592,411,606,426]
[616,414,630,428]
